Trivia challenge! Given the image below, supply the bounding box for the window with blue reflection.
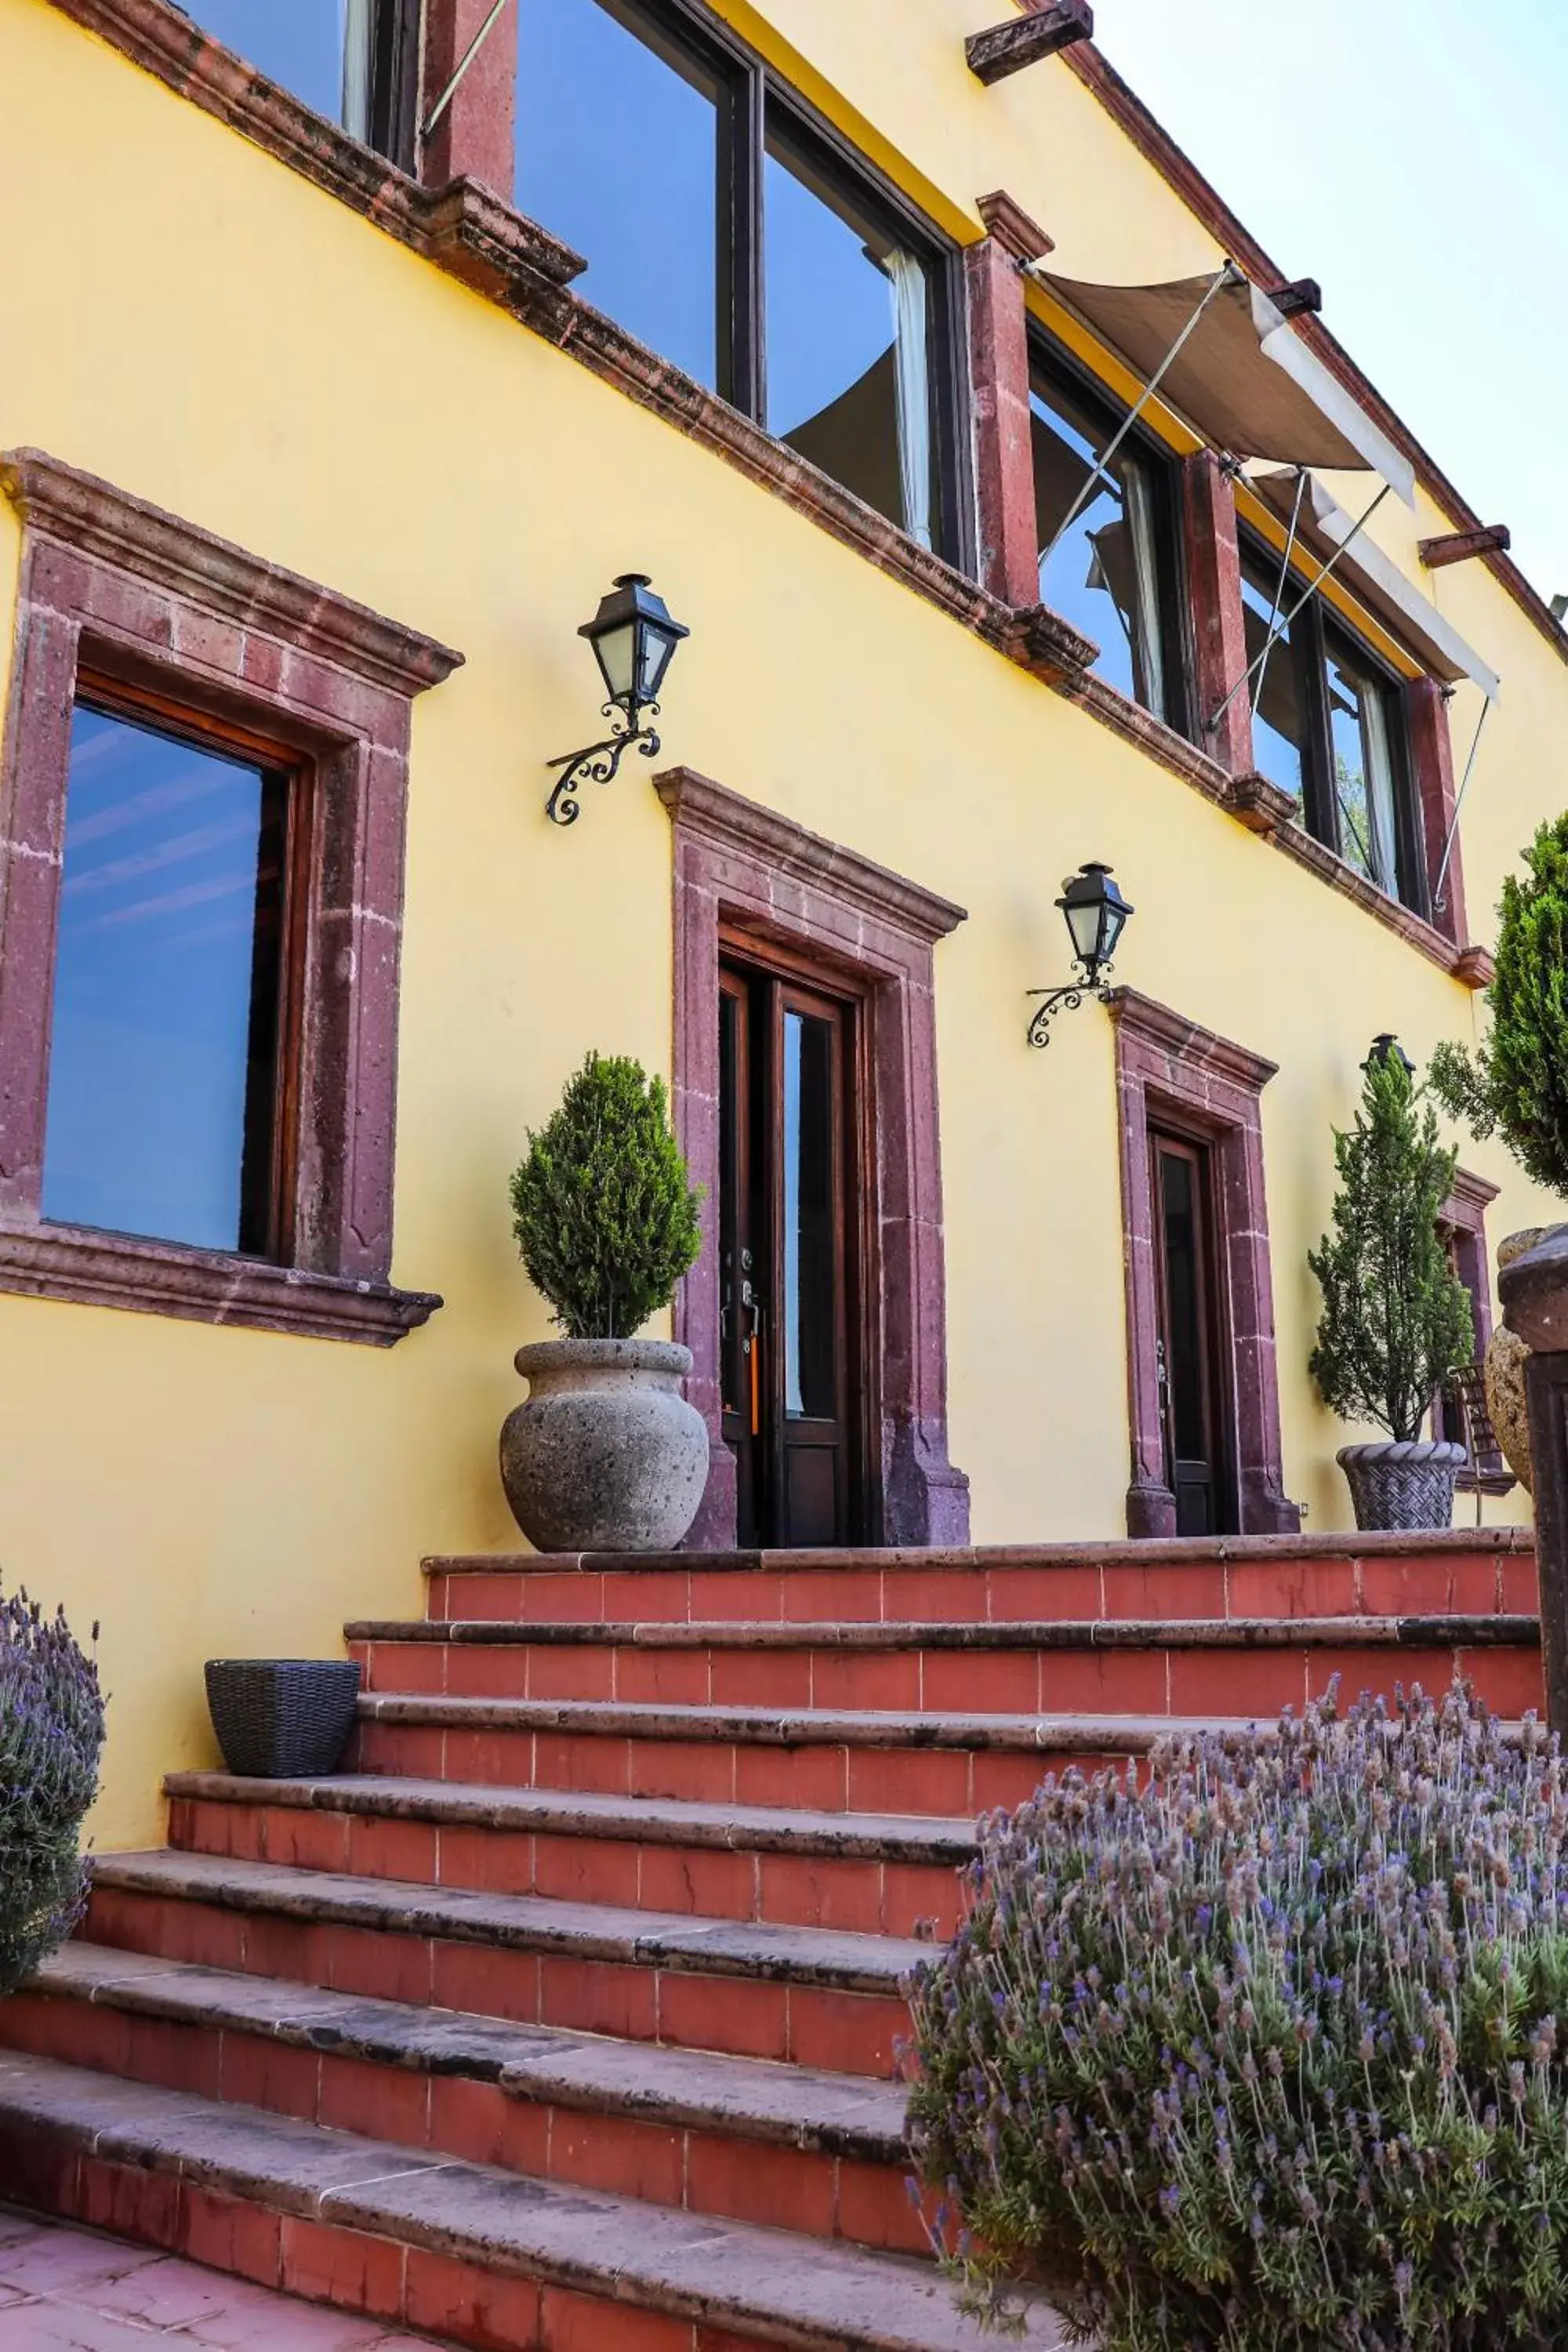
[765,124,935,547]
[180,2,373,134]
[42,705,287,1256]
[1031,357,1173,721]
[1325,636,1401,896]
[1240,543,1306,811]
[516,0,724,393]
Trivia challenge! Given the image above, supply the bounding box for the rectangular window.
[514,0,959,557]
[1239,528,1425,911]
[42,699,298,1258]
[1029,340,1186,731]
[183,1,416,161]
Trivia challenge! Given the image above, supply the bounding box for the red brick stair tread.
[167,1769,982,1861]
[350,1612,1540,1647]
[356,1693,1236,1751]
[426,1530,1533,1572]
[89,1851,924,1989]
[0,2053,1066,2346]
[31,1944,907,2158]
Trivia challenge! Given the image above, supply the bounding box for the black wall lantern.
[1027,862,1134,1048]
[546,574,689,826]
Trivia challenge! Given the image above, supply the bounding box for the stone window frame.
[1439,1165,1513,1496]
[1108,985,1300,1541]
[658,766,970,1552]
[0,448,463,1343]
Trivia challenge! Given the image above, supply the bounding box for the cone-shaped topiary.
[0,1587,104,2000]
[1308,1044,1473,1443]
[510,1053,703,1340]
[1430,813,1568,1199]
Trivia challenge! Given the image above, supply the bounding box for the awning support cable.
[423,0,511,138]
[1037,261,1243,572]
[1432,696,1492,917]
[1249,465,1308,724]
[1208,479,1394,732]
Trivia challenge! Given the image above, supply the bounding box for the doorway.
[1151,1131,1236,1537]
[717,953,866,1548]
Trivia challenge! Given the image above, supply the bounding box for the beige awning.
[1036,267,1417,506]
[1251,469,1501,700]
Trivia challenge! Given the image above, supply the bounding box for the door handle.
[742,1279,766,1436]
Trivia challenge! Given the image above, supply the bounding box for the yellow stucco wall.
[2,0,1566,1849]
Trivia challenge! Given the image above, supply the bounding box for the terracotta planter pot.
[499,1338,710,1555]
[1337,1440,1467,1532]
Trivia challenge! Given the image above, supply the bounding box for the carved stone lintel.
[976,190,1055,264]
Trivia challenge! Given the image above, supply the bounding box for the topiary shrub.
[0,1588,104,1999]
[1430,813,1568,1200]
[1308,1043,1473,1442]
[510,1052,703,1340]
[908,1684,1568,2350]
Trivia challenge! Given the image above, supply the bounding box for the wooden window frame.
[1109,987,1300,1541]
[0,449,463,1344]
[1237,524,1429,918]
[512,0,972,570]
[660,764,969,1552]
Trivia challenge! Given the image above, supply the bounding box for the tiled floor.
[0,2208,455,2349]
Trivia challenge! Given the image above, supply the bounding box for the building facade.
[2,0,1565,1848]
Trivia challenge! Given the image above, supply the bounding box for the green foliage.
[509,1053,703,1340]
[907,1685,1568,2351]
[1308,1047,1473,1443]
[1429,814,1568,1200]
[0,1587,105,2000]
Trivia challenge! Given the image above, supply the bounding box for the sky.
[1091,0,1568,604]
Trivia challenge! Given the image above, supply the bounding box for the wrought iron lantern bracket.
[545,702,662,828]
[1025,960,1116,1050]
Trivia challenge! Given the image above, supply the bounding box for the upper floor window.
[1239,532,1425,910]
[1029,339,1189,732]
[514,0,959,557]
[182,2,417,162]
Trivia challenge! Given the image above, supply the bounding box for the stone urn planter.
[500,1338,709,1554]
[1336,1439,1468,1532]
[1485,1225,1568,1494]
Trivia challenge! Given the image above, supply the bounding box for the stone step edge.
[89,1853,927,1992]
[348,1613,1542,1650]
[165,1770,980,1864]
[27,1945,907,2162]
[358,1694,1234,1751]
[423,1530,1534,1573]
[0,2054,1059,2351]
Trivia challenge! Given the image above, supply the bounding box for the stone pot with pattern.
[1484,1226,1568,1495]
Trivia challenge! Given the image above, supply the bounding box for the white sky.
[1093,0,1568,602]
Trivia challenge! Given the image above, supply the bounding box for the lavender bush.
[0,1588,104,1998]
[907,1686,1568,2350]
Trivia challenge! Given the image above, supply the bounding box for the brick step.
[3,1946,920,2255]
[351,1693,1176,1813]
[0,2055,1066,2347]
[165,1771,975,1940]
[347,1614,1544,1721]
[85,1852,921,2077]
[426,1532,1536,1631]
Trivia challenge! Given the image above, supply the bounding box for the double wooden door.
[718,956,864,1549]
[1152,1132,1236,1537]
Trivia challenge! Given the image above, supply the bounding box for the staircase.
[0,1530,1540,2350]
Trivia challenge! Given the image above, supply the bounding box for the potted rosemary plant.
[1308,1037,1473,1529]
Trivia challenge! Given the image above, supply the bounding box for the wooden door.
[717,959,861,1547]
[1152,1134,1233,1537]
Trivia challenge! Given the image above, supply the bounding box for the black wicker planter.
[204,1658,361,1778]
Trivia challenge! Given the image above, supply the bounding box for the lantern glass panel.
[638,624,680,705]
[592,621,640,706]
[1064,894,1106,970]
